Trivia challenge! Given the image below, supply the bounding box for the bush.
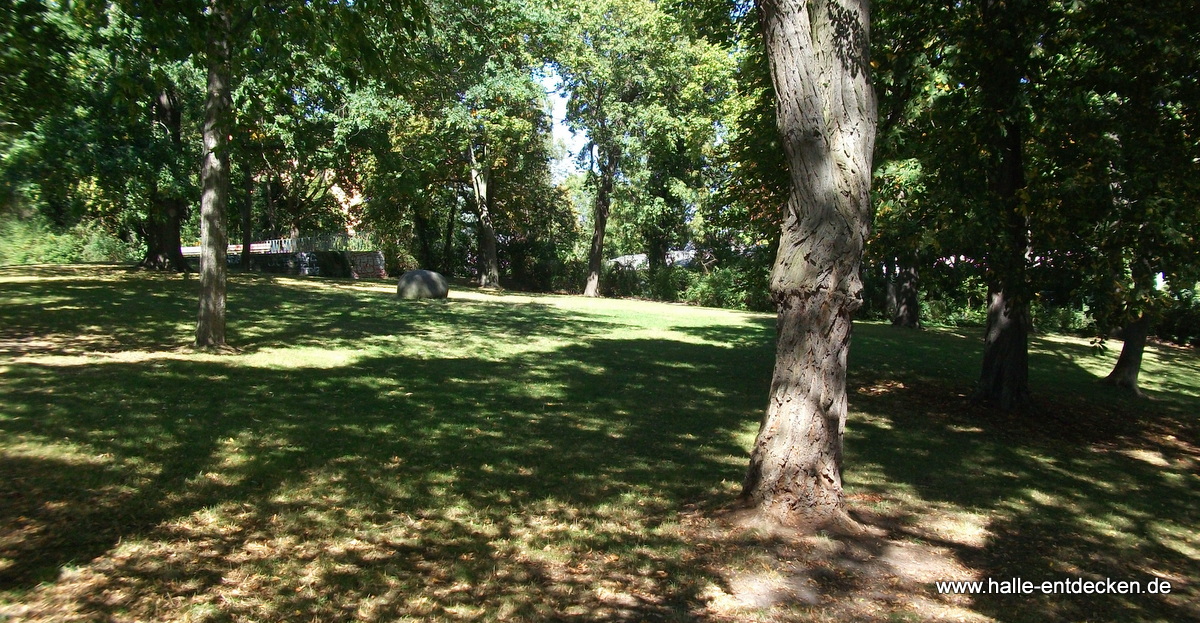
[920,298,988,327]
[1156,288,1200,347]
[1030,301,1093,335]
[601,263,646,298]
[0,215,141,265]
[593,260,772,311]
[683,266,772,311]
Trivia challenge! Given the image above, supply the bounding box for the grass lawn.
[0,264,1196,622]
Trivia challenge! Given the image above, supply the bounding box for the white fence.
[181,233,376,257]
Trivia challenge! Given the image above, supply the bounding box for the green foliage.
[553,0,735,279]
[684,265,771,311]
[867,0,1200,348]
[1030,301,1093,336]
[0,213,143,265]
[599,260,773,312]
[920,298,989,328]
[1156,286,1200,347]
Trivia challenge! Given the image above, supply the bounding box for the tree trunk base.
[727,501,877,537]
[1099,373,1145,398]
[1100,315,1149,398]
[583,273,601,297]
[190,343,240,354]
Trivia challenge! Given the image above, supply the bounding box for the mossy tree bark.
[741,0,876,528]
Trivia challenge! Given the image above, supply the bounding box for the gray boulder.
[397,269,449,299]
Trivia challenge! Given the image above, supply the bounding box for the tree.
[554,0,712,296]
[119,0,429,349]
[450,71,552,288]
[864,0,958,329]
[1032,0,1200,395]
[193,0,233,348]
[740,0,876,527]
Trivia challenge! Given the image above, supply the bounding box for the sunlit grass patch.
[0,266,1196,622]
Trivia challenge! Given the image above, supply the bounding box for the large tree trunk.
[1102,314,1149,396]
[141,195,189,272]
[741,0,876,529]
[973,0,1033,410]
[583,147,618,297]
[976,287,1031,410]
[974,127,1031,409]
[195,0,232,349]
[411,206,437,269]
[468,144,500,288]
[891,262,920,328]
[140,89,189,272]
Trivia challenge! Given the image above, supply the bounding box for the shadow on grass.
[2,268,1197,622]
[0,266,617,356]
[841,323,1200,623]
[0,329,769,620]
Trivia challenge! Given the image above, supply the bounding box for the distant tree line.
[2,0,1196,360]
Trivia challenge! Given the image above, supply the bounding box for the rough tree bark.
[141,195,189,271]
[741,0,876,528]
[583,146,619,297]
[140,88,189,272]
[468,143,501,288]
[195,0,232,349]
[1102,314,1149,396]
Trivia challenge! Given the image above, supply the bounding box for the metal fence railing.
[182,233,377,257]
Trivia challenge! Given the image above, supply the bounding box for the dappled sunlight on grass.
[839,350,1200,623]
[1,267,1197,622]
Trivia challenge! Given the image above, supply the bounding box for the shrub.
[1156,287,1200,347]
[1030,301,1093,335]
[0,215,141,265]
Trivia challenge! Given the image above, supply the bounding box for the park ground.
[0,264,1197,622]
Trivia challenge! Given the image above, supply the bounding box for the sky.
[540,72,588,183]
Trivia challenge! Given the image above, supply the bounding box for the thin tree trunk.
[195,0,232,349]
[1102,314,1149,396]
[241,169,253,271]
[741,0,876,529]
[265,176,278,237]
[442,196,458,275]
[468,144,500,288]
[583,147,618,297]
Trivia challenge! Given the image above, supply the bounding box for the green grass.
[0,265,1196,622]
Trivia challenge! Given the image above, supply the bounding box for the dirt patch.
[685,506,991,623]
